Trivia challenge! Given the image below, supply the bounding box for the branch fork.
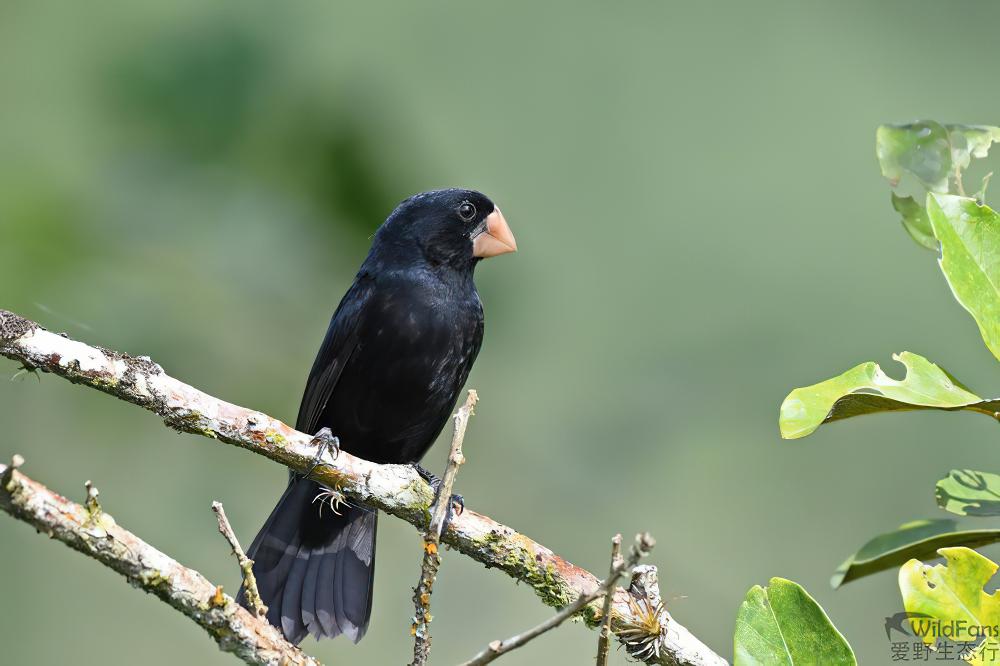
[0,456,320,666]
[0,308,725,666]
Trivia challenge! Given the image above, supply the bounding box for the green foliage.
[779,352,997,439]
[878,122,999,263]
[780,121,1000,438]
[832,519,1000,588]
[876,121,999,195]
[928,194,1000,362]
[876,121,954,193]
[899,547,1000,664]
[936,470,1000,517]
[733,577,855,665]
[891,193,937,250]
[781,121,1000,656]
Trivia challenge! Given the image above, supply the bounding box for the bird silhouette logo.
[884,611,933,639]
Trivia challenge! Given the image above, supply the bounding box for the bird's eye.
[458,202,477,221]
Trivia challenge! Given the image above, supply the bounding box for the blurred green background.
[3,1,1000,664]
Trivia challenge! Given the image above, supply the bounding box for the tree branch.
[0,308,726,666]
[0,456,320,666]
[410,389,478,665]
[213,501,267,618]
[596,534,623,666]
[459,532,653,666]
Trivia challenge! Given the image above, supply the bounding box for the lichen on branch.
[0,457,320,666]
[0,309,725,666]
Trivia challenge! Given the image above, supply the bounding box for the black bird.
[240,189,516,644]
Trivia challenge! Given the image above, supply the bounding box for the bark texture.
[0,309,726,666]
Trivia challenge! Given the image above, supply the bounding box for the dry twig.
[212,501,267,618]
[596,534,623,666]
[410,390,478,665]
[459,533,655,666]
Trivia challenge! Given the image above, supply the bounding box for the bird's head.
[373,189,517,272]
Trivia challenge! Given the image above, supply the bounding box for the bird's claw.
[413,463,464,525]
[306,427,340,478]
[414,463,440,488]
[448,493,465,517]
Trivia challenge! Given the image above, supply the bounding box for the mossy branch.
[0,457,320,666]
[460,532,654,666]
[0,308,726,666]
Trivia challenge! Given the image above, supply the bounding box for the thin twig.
[459,533,655,666]
[212,501,267,618]
[0,309,727,666]
[0,456,319,666]
[977,171,993,204]
[410,390,479,666]
[596,534,623,666]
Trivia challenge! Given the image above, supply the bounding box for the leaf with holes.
[877,122,1000,194]
[878,122,1000,251]
[899,547,1000,663]
[947,125,1000,173]
[779,352,999,439]
[877,121,953,193]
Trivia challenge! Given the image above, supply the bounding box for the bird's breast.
[326,278,484,463]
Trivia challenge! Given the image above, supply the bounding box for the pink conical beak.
[472,207,517,258]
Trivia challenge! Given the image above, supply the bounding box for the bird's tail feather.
[238,478,377,644]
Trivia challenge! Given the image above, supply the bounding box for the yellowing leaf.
[899,547,1000,664]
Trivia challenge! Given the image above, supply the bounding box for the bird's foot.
[305,427,340,478]
[445,492,465,518]
[311,485,348,517]
[413,463,465,522]
[413,463,440,487]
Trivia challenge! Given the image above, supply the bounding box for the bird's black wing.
[295,273,374,438]
[242,272,378,643]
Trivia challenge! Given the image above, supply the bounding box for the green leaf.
[947,125,1000,172]
[891,192,937,251]
[900,547,1000,663]
[832,519,1000,588]
[876,122,1000,195]
[779,351,998,439]
[927,194,1000,363]
[734,577,855,666]
[877,121,953,193]
[936,470,1000,517]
